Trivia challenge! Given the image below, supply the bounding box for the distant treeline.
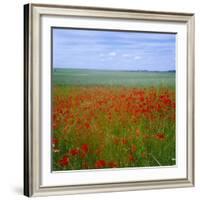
[53,68,176,73]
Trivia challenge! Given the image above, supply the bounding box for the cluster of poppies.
[52,86,175,170]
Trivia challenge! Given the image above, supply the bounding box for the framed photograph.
[24,3,195,197]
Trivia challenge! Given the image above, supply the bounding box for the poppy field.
[52,69,176,171]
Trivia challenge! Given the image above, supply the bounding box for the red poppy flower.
[131,144,137,153]
[85,122,90,129]
[59,156,69,167]
[52,138,58,145]
[122,138,128,145]
[95,160,106,168]
[69,148,79,156]
[107,161,118,168]
[154,133,165,141]
[81,144,89,154]
[136,128,140,137]
[129,154,135,162]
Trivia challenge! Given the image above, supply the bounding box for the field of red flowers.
[52,86,175,170]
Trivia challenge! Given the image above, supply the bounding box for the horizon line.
[53,67,176,72]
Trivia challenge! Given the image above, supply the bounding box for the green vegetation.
[53,68,175,88]
[52,68,176,170]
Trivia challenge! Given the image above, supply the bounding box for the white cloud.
[134,56,141,60]
[122,54,131,57]
[109,52,117,56]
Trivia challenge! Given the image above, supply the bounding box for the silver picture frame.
[24,3,195,197]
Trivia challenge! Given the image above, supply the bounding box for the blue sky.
[53,28,176,71]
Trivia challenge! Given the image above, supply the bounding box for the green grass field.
[52,69,176,171]
[53,68,175,87]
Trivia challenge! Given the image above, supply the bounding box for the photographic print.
[24,4,194,196]
[52,28,176,171]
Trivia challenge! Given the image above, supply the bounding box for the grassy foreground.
[52,69,176,171]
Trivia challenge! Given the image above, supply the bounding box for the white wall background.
[0,0,199,199]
